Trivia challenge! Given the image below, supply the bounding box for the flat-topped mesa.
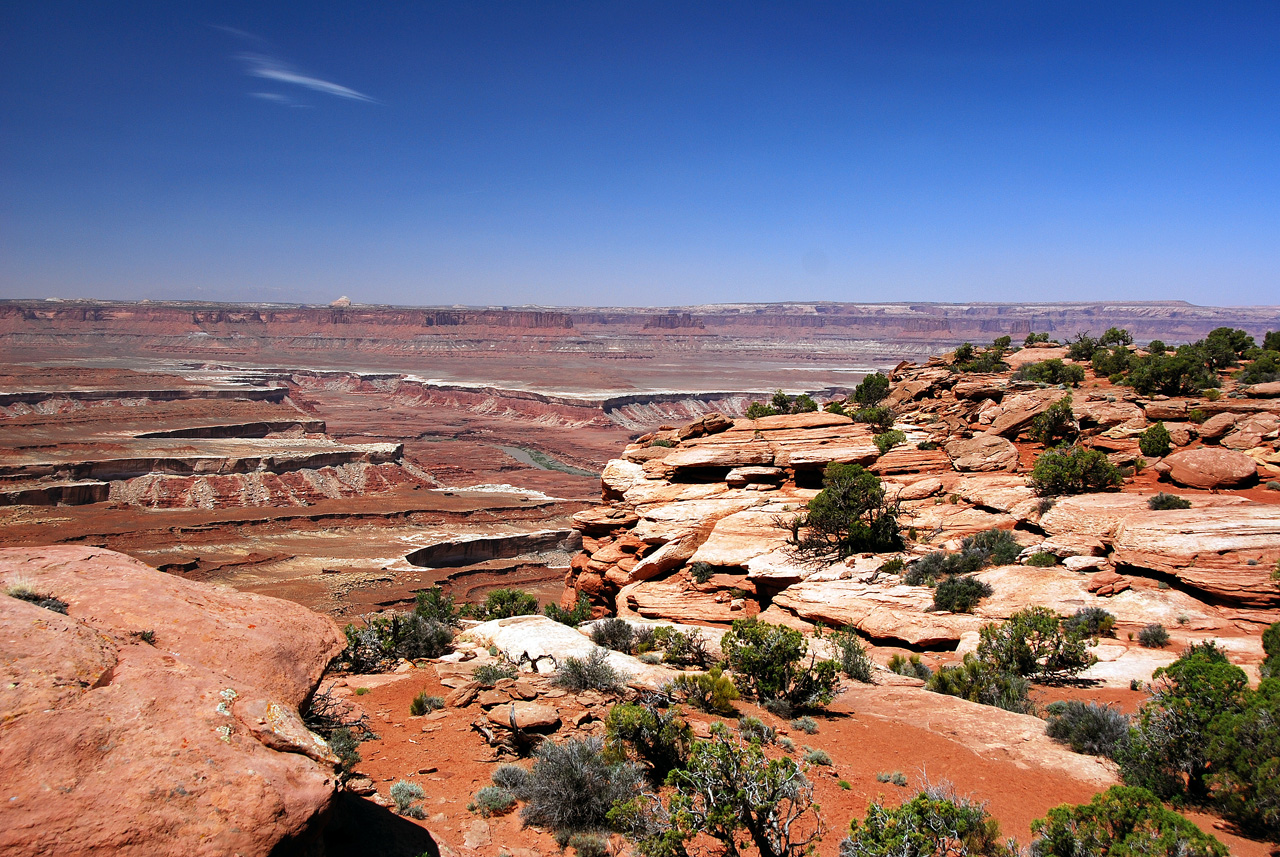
[563,346,1280,646]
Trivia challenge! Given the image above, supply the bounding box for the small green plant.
[838,779,852,790]
[5,579,69,614]
[1266,480,1280,491]
[790,716,818,734]
[605,701,691,784]
[721,617,840,709]
[473,662,518,687]
[135,629,156,645]
[1177,613,1189,625]
[978,606,1096,681]
[737,715,776,744]
[1147,492,1192,511]
[590,617,636,653]
[649,438,675,448]
[887,653,932,681]
[354,687,369,696]
[492,763,531,792]
[852,405,895,433]
[468,785,516,817]
[1138,422,1173,458]
[390,780,426,819]
[409,692,444,716]
[873,429,907,455]
[545,593,593,626]
[932,574,993,613]
[689,561,715,584]
[853,372,891,406]
[564,833,610,857]
[1026,551,1059,567]
[1031,445,1124,496]
[670,666,739,714]
[778,736,795,752]
[555,647,627,692]
[1137,623,1169,648]
[1045,700,1129,757]
[760,697,793,719]
[1062,606,1116,638]
[803,747,832,766]
[831,626,874,683]
[1029,395,1078,446]
[843,786,1013,857]
[875,771,908,786]
[1032,786,1227,857]
[1188,408,1207,424]
[479,587,539,619]
[414,586,463,627]
[916,440,939,451]
[1130,678,1143,691]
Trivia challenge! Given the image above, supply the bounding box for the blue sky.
[2,2,1277,307]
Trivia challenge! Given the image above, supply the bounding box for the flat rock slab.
[0,546,345,857]
[946,434,1019,472]
[1159,447,1258,489]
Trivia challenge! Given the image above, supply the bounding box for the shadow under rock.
[289,792,440,857]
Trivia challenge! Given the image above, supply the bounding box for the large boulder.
[0,546,345,857]
[1158,447,1258,489]
[945,434,1019,472]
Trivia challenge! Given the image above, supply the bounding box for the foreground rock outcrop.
[0,546,346,857]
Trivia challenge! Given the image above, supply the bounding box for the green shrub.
[390,780,426,818]
[905,528,1020,585]
[689,561,714,583]
[853,372,891,406]
[873,429,907,455]
[1031,445,1124,496]
[1062,607,1116,638]
[790,716,818,734]
[473,662,518,687]
[1029,396,1078,446]
[831,626,874,683]
[4,580,69,615]
[414,586,463,627]
[761,697,793,720]
[1045,701,1128,757]
[978,606,1096,681]
[852,405,895,433]
[1026,551,1058,567]
[888,653,932,681]
[605,701,691,785]
[480,588,539,619]
[340,613,453,672]
[1262,621,1280,679]
[842,786,1013,857]
[565,832,609,857]
[916,440,939,450]
[1147,492,1191,511]
[927,654,1033,713]
[1138,624,1169,648]
[469,785,516,817]
[721,617,839,709]
[492,763,530,792]
[649,438,675,448]
[1031,786,1226,857]
[874,771,908,787]
[737,715,776,745]
[1118,643,1248,802]
[1013,358,1085,386]
[1206,677,1280,840]
[409,692,444,716]
[792,393,818,413]
[660,629,711,668]
[590,618,636,653]
[554,648,627,693]
[521,736,640,836]
[803,747,832,766]
[545,593,593,626]
[933,575,993,613]
[670,667,739,714]
[787,463,903,561]
[1025,332,1051,345]
[746,401,779,419]
[1138,422,1173,458]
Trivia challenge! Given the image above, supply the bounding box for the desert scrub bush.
[478,587,539,619]
[978,606,1096,681]
[1138,623,1170,648]
[737,715,776,744]
[670,666,739,714]
[842,784,1013,857]
[1031,785,1226,857]
[1206,676,1280,841]
[875,771,908,787]
[414,586,463,627]
[492,763,531,793]
[873,429,906,455]
[932,575,993,613]
[746,400,779,419]
[1013,358,1085,387]
[521,736,641,836]
[1267,480,1280,492]
[904,527,1020,586]
[760,697,794,719]
[803,747,832,766]
[721,617,840,709]
[590,617,635,653]
[604,701,691,785]
[472,661,518,687]
[4,578,69,614]
[1061,606,1116,638]
[563,832,609,857]
[303,683,376,780]
[887,653,932,681]
[786,463,903,562]
[778,736,796,752]
[831,626,874,683]
[1031,445,1123,496]
[554,647,627,693]
[1262,621,1280,679]
[927,654,1033,714]
[390,780,426,818]
[649,438,675,448]
[790,716,819,734]
[1148,492,1192,511]
[409,691,444,716]
[852,405,896,433]
[1029,395,1078,446]
[469,785,516,817]
[661,628,711,668]
[1138,421,1173,458]
[545,592,593,626]
[1025,551,1059,567]
[618,724,824,857]
[853,372,891,406]
[689,560,715,583]
[1044,701,1129,757]
[339,612,453,672]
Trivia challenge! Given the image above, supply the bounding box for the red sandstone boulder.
[945,434,1019,472]
[1158,447,1258,489]
[0,546,346,857]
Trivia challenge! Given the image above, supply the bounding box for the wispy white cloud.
[213,25,377,105]
[238,53,375,103]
